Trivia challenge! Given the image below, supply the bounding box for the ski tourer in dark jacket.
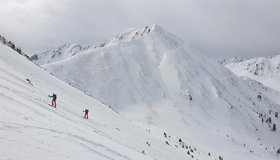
[49,93,57,107]
[83,109,89,119]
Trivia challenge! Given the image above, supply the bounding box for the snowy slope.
[33,25,280,159]
[0,43,225,160]
[224,55,280,91]
[30,43,91,65]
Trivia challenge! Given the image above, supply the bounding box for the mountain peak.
[151,24,165,32]
[102,24,172,47]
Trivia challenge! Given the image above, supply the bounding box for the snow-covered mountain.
[31,26,164,66]
[223,55,280,92]
[1,41,227,160]
[30,43,91,65]
[31,25,280,159]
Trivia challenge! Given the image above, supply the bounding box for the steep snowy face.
[224,55,280,91]
[36,25,280,159]
[30,25,161,66]
[43,25,206,107]
[30,43,91,65]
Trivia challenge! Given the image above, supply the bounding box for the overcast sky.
[0,0,279,58]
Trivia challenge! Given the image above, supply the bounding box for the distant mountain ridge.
[219,57,245,65]
[223,55,280,91]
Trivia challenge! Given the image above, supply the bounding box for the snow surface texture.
[224,55,280,92]
[31,25,280,159]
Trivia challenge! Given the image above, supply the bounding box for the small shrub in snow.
[99,42,106,47]
[163,132,167,138]
[257,94,261,100]
[277,148,280,155]
[146,142,150,147]
[266,117,272,124]
[272,124,276,131]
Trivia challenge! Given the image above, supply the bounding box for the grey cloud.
[0,0,279,59]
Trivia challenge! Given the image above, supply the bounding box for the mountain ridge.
[30,43,91,65]
[223,54,280,91]
[31,24,185,66]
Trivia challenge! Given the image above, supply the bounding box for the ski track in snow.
[0,121,134,160]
